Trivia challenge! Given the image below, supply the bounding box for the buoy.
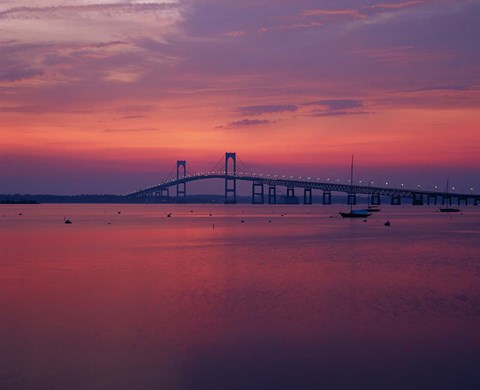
[384,220,391,226]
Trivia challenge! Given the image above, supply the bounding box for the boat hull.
[339,212,372,218]
[439,208,460,213]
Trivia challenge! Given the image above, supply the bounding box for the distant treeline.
[0,193,368,204]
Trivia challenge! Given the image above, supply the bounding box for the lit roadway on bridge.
[126,153,480,206]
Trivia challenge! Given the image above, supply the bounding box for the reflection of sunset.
[2,204,480,388]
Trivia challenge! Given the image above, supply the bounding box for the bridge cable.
[209,154,226,174]
[186,163,200,176]
[236,156,254,175]
[164,163,177,182]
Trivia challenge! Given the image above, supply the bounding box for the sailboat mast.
[350,155,354,187]
[350,155,354,211]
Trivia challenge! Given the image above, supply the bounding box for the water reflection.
[1,204,480,389]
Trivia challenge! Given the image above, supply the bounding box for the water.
[1,204,480,389]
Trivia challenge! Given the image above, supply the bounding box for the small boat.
[340,155,372,218]
[340,209,372,218]
[439,206,460,213]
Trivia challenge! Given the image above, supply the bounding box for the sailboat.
[439,179,460,213]
[339,156,372,218]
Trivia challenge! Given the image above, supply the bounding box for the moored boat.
[339,156,372,218]
[439,206,460,213]
[340,209,372,218]
[438,180,460,213]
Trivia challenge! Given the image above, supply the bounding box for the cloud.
[237,105,297,116]
[0,2,183,44]
[406,85,469,92]
[304,99,364,110]
[222,30,246,38]
[0,67,44,82]
[366,1,423,10]
[312,110,371,117]
[301,9,363,18]
[226,119,272,127]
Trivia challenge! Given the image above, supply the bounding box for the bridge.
[126,152,480,206]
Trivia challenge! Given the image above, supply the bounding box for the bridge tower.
[225,152,237,204]
[176,160,187,202]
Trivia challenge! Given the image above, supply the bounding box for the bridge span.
[126,152,480,206]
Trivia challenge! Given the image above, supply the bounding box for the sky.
[1,0,479,195]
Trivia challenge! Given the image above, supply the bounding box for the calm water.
[1,204,480,389]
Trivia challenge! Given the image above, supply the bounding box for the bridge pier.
[303,188,312,205]
[160,188,170,203]
[252,182,264,204]
[370,193,381,205]
[412,193,424,205]
[322,191,331,205]
[224,152,237,204]
[427,194,437,205]
[458,196,468,206]
[474,198,480,206]
[176,160,187,203]
[268,186,277,204]
[287,187,295,198]
[391,195,401,205]
[347,193,357,205]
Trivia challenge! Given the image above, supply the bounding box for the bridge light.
[471,188,474,191]
[452,187,455,190]
[307,177,311,180]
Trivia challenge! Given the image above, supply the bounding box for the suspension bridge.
[126,152,480,206]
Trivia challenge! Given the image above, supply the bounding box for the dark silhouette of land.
[0,194,350,204]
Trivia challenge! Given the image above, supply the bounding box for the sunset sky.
[1,0,479,194]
